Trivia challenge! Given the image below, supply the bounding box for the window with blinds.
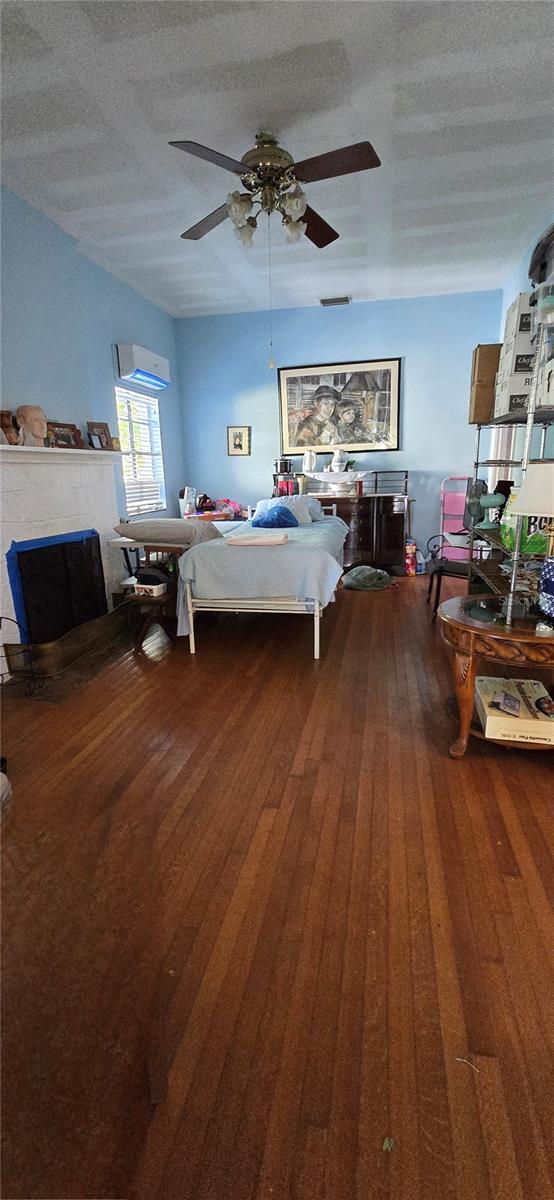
[116,386,166,515]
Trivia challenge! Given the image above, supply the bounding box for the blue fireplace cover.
[6,529,102,643]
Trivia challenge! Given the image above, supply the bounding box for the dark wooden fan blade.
[169,140,245,176]
[181,204,229,240]
[294,141,381,183]
[303,205,339,249]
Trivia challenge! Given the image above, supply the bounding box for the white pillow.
[253,495,312,525]
[306,497,325,522]
[114,518,222,545]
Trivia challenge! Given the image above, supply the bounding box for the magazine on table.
[475,677,554,745]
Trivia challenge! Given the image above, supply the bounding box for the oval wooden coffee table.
[438,595,554,758]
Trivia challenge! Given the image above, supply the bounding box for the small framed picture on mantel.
[46,422,86,449]
[87,421,114,450]
[227,425,251,456]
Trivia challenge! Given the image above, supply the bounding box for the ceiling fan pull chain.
[268,214,276,370]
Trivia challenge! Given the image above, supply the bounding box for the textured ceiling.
[1,0,553,316]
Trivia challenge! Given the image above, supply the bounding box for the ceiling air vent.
[319,295,352,306]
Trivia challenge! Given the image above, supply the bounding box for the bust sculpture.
[16,405,47,446]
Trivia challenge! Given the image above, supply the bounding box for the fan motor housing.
[240,132,294,182]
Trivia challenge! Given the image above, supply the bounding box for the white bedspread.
[177,516,348,635]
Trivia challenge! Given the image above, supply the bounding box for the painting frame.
[46,421,86,449]
[87,421,113,450]
[278,358,401,455]
[227,425,251,457]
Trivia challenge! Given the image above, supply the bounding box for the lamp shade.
[510,462,554,517]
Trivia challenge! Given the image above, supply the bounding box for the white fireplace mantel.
[0,445,122,464]
[1,443,125,659]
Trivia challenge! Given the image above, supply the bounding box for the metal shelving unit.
[467,374,553,619]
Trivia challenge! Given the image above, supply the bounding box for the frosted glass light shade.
[510,463,554,517]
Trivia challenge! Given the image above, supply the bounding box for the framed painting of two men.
[278,358,400,455]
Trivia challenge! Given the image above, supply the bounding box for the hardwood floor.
[1,578,553,1200]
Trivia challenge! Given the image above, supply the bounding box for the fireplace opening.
[6,530,108,645]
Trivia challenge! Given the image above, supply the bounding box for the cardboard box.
[502,292,532,341]
[475,677,554,745]
[469,344,501,423]
[494,371,532,417]
[134,581,167,597]
[499,338,535,375]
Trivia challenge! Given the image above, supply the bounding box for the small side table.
[438,595,554,757]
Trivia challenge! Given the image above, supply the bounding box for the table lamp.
[510,463,554,618]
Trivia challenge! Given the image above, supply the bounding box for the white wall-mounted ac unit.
[117,344,170,391]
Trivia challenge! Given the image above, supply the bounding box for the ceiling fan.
[170,131,381,248]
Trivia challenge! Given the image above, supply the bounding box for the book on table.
[474,677,554,745]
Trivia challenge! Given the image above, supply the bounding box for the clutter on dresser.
[178,489,244,519]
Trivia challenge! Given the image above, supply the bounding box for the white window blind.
[116,386,166,515]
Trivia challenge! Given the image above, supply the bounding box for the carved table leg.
[450,650,476,758]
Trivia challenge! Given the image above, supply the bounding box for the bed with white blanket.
[177,515,349,658]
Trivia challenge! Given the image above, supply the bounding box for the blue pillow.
[253,495,312,524]
[252,505,299,528]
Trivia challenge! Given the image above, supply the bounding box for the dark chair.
[426,535,471,621]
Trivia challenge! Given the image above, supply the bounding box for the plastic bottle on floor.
[405,538,417,576]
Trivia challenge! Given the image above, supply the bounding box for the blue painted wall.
[1,187,184,515]
[177,290,502,549]
[7,181,547,543]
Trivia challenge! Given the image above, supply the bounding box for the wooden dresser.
[319,493,409,571]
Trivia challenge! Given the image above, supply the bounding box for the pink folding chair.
[439,476,470,561]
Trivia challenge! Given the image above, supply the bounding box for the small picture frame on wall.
[227,425,251,456]
[87,421,113,450]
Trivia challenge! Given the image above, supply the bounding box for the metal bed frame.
[184,585,323,658]
[183,502,337,660]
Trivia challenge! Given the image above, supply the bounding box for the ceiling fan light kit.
[226,191,253,227]
[172,130,380,248]
[284,218,307,244]
[225,149,310,246]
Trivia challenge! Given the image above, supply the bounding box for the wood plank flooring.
[1,578,553,1200]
